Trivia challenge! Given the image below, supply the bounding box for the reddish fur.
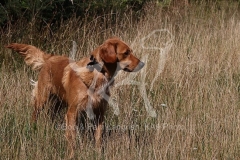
[6,37,144,158]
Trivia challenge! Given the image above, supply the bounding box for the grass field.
[1,1,240,159]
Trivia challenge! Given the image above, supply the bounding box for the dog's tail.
[5,43,52,70]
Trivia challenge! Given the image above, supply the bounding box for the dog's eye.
[124,50,130,55]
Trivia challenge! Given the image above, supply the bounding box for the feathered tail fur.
[5,43,52,70]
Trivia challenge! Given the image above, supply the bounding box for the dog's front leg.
[94,113,104,151]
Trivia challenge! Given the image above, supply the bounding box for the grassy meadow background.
[1,1,240,159]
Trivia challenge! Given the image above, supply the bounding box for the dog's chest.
[77,69,109,104]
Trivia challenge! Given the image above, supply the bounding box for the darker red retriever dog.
[6,37,144,158]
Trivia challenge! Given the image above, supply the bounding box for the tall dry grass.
[1,1,240,159]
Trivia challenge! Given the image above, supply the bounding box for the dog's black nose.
[138,61,145,68]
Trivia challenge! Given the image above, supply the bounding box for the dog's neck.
[87,56,118,80]
[102,62,118,80]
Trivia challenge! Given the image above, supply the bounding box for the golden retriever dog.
[6,37,144,158]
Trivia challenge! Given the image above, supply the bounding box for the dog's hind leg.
[31,72,52,122]
[65,106,78,159]
[32,85,52,122]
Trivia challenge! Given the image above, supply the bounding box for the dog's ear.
[99,42,117,63]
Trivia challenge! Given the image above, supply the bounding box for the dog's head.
[92,37,144,72]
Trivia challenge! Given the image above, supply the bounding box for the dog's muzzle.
[123,61,145,72]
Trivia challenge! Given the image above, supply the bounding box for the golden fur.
[6,37,144,158]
